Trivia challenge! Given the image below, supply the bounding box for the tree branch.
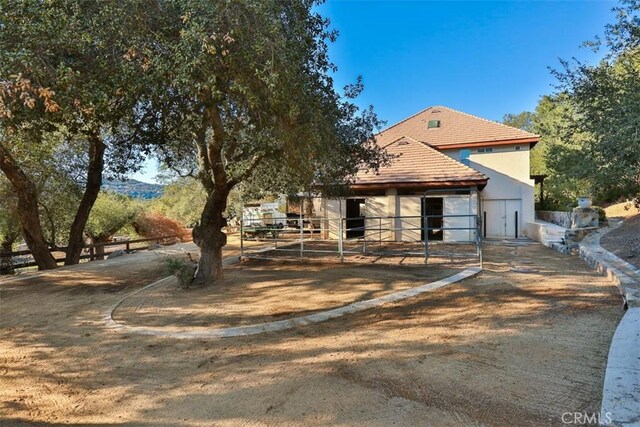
[228,154,265,189]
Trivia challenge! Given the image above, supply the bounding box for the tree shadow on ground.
[0,242,624,426]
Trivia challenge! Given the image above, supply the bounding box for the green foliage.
[502,1,640,210]
[149,178,207,227]
[139,0,388,197]
[163,256,197,289]
[554,0,640,207]
[534,94,594,206]
[85,192,140,242]
[0,0,162,267]
[503,95,584,207]
[592,206,608,222]
[0,130,85,246]
[502,111,535,132]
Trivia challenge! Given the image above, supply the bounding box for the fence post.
[363,222,367,254]
[338,217,344,262]
[338,199,344,262]
[299,209,304,259]
[424,214,429,263]
[240,219,244,260]
[478,214,483,268]
[126,241,130,252]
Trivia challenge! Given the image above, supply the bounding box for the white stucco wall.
[398,196,421,241]
[443,144,535,235]
[443,194,478,242]
[364,196,389,241]
[324,198,342,239]
[321,194,479,242]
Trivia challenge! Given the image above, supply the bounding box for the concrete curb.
[105,263,481,339]
[577,227,640,426]
[600,308,640,426]
[580,227,640,308]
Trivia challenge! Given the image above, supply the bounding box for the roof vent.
[427,119,440,129]
[397,140,409,146]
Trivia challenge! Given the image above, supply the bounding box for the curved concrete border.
[578,226,640,426]
[580,227,640,308]
[105,264,481,339]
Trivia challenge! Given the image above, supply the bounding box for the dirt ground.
[601,202,640,270]
[242,238,479,266]
[114,260,463,330]
[0,238,623,426]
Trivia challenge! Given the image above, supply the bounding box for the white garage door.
[483,199,521,238]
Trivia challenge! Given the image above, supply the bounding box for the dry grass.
[603,201,639,219]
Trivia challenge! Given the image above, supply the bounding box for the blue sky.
[132,0,616,183]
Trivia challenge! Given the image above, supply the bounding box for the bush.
[592,206,607,223]
[132,212,189,243]
[164,255,197,289]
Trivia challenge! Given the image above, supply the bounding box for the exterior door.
[346,198,365,238]
[505,200,521,238]
[421,197,444,241]
[483,199,521,238]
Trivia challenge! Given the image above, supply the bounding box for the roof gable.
[355,136,487,186]
[376,106,539,148]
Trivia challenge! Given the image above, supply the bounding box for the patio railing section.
[240,213,482,266]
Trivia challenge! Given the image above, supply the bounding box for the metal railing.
[240,212,482,266]
[423,188,483,266]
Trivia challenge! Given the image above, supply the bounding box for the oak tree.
[140,0,387,284]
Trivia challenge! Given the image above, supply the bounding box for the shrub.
[164,255,197,289]
[132,212,189,244]
[592,206,607,223]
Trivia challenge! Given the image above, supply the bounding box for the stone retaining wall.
[535,210,571,228]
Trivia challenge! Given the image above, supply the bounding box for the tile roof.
[355,136,488,186]
[375,106,539,148]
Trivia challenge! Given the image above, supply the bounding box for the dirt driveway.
[0,239,623,426]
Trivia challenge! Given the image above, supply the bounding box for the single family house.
[313,106,539,241]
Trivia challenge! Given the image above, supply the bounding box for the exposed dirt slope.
[601,213,640,270]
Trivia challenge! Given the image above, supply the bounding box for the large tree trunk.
[65,133,105,265]
[192,188,228,286]
[0,143,57,270]
[0,240,15,275]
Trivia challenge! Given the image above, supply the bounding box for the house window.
[460,148,470,166]
[427,120,440,129]
[478,147,493,153]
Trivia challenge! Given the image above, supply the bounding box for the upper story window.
[427,119,440,129]
[477,147,493,153]
[460,148,470,166]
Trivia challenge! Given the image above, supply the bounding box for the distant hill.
[102,179,164,200]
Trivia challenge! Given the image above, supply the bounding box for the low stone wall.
[536,210,571,228]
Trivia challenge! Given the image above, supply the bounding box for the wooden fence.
[1,233,192,272]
